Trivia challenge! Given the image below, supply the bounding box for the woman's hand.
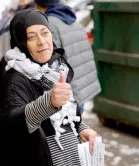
[51,72,71,108]
[79,129,97,152]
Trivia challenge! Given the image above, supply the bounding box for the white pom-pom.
[6,60,15,71]
[58,127,66,133]
[56,113,61,120]
[54,121,61,128]
[63,119,68,125]
[70,122,75,128]
[50,115,57,121]
[73,116,80,122]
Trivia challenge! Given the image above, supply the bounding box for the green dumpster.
[92,1,139,127]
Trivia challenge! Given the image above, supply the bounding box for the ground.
[82,101,139,166]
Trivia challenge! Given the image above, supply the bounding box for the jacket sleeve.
[74,104,89,134]
[3,71,57,134]
[25,90,57,133]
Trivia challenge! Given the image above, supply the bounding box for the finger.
[54,94,70,102]
[58,90,70,96]
[89,138,95,152]
[57,83,71,90]
[58,72,65,83]
[58,95,70,102]
[80,136,88,142]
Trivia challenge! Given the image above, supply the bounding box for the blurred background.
[1,1,139,166]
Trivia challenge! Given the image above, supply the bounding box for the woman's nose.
[37,36,46,46]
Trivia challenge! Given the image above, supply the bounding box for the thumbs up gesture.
[51,72,71,108]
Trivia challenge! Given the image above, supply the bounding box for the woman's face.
[26,24,53,64]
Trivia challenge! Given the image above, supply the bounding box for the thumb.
[58,71,65,83]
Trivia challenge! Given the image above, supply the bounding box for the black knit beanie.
[35,0,60,7]
[10,8,65,65]
[10,9,49,56]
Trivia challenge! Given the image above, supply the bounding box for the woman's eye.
[42,32,48,37]
[28,36,35,41]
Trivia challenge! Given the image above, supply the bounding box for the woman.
[3,9,97,166]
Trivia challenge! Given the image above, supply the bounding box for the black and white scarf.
[5,47,80,150]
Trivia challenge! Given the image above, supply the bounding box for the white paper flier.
[78,137,105,166]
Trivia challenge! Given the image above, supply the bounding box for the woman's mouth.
[37,49,48,53]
